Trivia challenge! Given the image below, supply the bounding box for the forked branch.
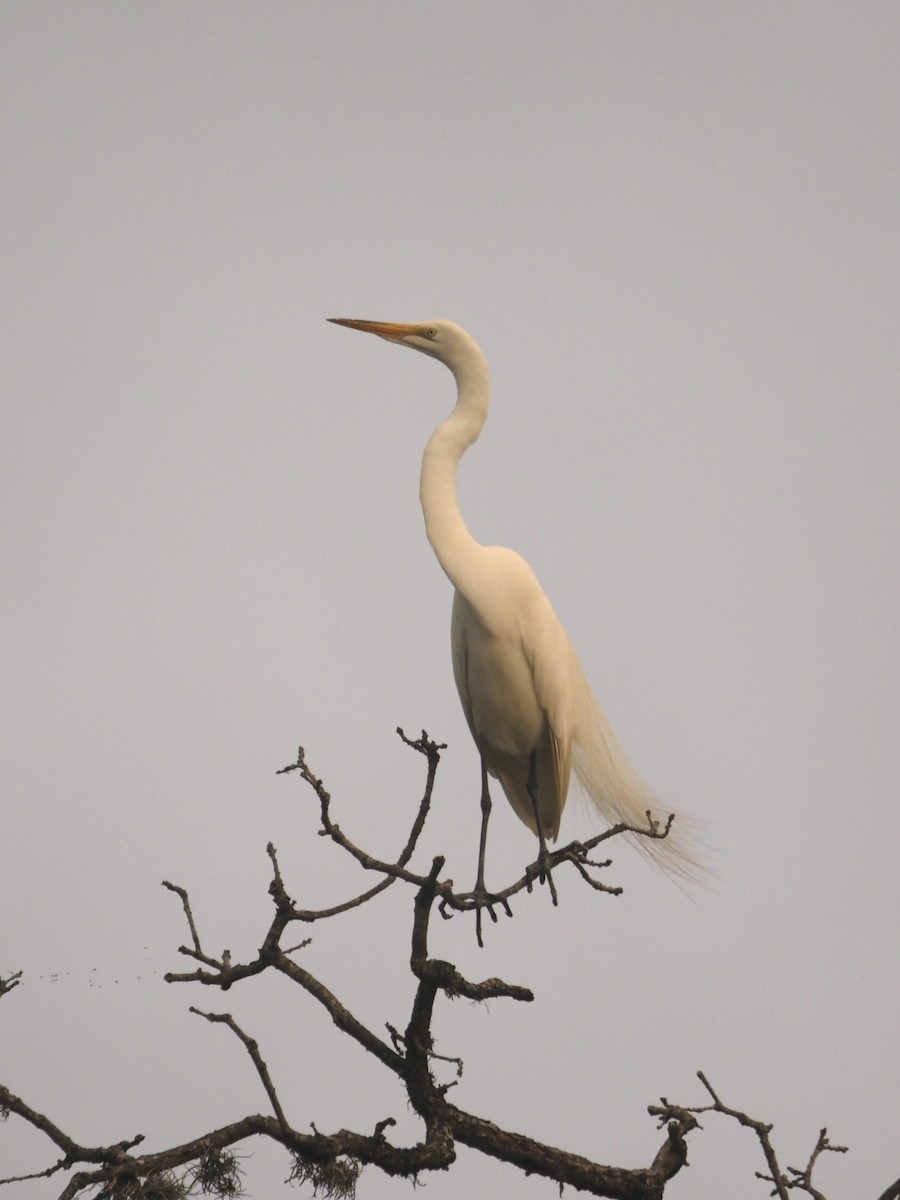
[0,733,855,1200]
[650,1072,850,1200]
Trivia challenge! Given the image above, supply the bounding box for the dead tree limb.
[0,731,852,1200]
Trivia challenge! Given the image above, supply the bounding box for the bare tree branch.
[0,732,854,1200]
[785,1128,848,1200]
[0,972,22,1001]
[276,737,673,941]
[691,1069,791,1200]
[189,1008,290,1133]
[651,1072,851,1200]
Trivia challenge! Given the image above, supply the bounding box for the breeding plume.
[329,318,697,896]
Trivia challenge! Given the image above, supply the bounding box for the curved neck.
[419,352,491,590]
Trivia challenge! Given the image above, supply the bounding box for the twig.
[190,1008,290,1132]
[161,881,224,969]
[0,971,22,1000]
[785,1127,848,1200]
[693,1071,790,1200]
[276,739,443,921]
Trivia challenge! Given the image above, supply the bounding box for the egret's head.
[328,318,485,376]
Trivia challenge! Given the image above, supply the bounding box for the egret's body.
[450,552,570,840]
[329,318,697,883]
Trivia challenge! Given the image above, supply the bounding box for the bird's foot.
[525,847,559,907]
[470,884,512,949]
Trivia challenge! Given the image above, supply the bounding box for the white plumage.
[330,317,699,882]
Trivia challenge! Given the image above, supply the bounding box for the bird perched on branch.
[329,318,700,916]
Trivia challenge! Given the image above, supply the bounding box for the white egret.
[329,318,699,911]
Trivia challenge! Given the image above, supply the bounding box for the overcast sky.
[2,4,898,1198]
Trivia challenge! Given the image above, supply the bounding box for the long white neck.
[419,347,491,592]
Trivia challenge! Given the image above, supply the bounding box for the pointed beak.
[328,318,419,344]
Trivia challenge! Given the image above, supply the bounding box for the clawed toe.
[526,848,559,907]
[471,886,512,948]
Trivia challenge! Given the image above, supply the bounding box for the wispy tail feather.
[570,682,706,884]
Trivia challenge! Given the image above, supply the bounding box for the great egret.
[329,318,699,907]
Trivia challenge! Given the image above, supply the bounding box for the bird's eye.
[425,327,438,339]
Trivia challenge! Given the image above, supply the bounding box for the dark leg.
[475,753,492,894]
[471,753,510,947]
[527,751,558,907]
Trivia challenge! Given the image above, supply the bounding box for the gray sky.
[2,4,898,1197]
